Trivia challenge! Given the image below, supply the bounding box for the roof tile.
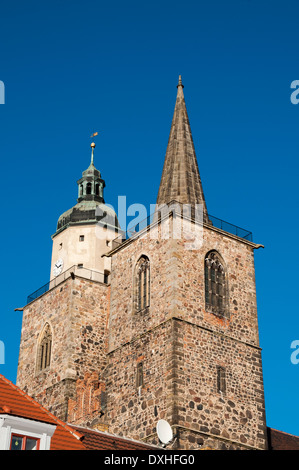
[0,375,157,450]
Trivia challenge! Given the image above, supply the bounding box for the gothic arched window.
[37,323,52,372]
[134,255,150,312]
[204,251,228,317]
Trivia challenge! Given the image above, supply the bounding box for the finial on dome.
[90,142,96,165]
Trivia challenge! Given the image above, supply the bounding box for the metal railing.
[111,205,253,249]
[207,214,252,241]
[27,265,109,305]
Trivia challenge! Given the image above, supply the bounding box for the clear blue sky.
[0,0,299,438]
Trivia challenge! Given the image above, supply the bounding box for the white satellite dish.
[156,419,173,445]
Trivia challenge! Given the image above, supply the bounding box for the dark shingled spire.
[156,76,208,221]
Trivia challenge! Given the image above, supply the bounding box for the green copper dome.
[55,200,120,234]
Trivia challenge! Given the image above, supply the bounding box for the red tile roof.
[0,374,157,450]
[71,425,157,450]
[0,374,86,450]
[267,427,299,450]
[9,374,299,451]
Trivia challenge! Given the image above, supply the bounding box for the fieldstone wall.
[106,220,267,449]
[16,275,109,422]
[169,318,266,450]
[16,218,267,449]
[106,320,174,441]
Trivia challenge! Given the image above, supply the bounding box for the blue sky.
[0,0,299,438]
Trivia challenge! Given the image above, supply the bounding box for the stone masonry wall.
[106,219,267,449]
[108,223,179,351]
[16,216,267,449]
[16,275,109,422]
[170,318,266,449]
[174,223,260,346]
[106,320,174,441]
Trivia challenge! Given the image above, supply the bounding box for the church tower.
[16,77,267,450]
[50,141,119,284]
[16,142,118,427]
[104,76,267,450]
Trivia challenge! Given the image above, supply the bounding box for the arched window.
[134,255,150,312]
[204,251,228,317]
[86,182,92,195]
[37,323,52,372]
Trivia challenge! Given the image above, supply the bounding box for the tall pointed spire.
[156,76,208,220]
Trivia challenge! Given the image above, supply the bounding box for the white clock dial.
[53,258,64,277]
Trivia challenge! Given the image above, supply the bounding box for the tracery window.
[37,323,52,372]
[204,251,227,317]
[134,255,150,312]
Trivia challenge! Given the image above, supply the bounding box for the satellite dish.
[156,419,173,445]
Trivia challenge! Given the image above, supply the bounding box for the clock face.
[53,258,64,277]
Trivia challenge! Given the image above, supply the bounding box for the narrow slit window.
[217,366,226,394]
[137,362,144,388]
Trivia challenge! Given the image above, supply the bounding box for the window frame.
[10,433,40,450]
[0,415,56,450]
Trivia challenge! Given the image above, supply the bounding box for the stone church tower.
[16,77,267,450]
